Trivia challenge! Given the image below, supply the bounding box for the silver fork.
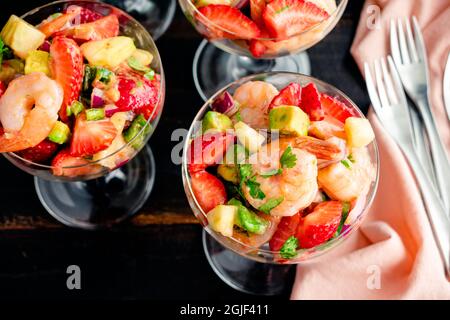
[364,56,450,279]
[390,17,450,214]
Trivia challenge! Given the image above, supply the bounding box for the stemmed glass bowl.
[182,72,379,295]
[178,0,348,100]
[1,0,165,229]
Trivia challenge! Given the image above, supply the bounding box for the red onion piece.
[91,88,105,107]
[104,104,120,117]
[39,40,51,52]
[211,91,239,117]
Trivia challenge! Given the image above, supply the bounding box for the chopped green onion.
[280,236,298,259]
[48,121,70,144]
[127,56,150,72]
[341,159,352,169]
[96,67,113,84]
[70,101,84,116]
[123,114,152,149]
[144,69,155,80]
[86,108,105,121]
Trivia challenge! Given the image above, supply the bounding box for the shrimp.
[0,72,63,152]
[233,81,279,129]
[38,6,82,37]
[242,142,318,216]
[318,146,375,201]
[278,135,343,161]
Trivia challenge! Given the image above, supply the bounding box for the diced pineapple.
[24,50,50,76]
[130,49,153,66]
[80,36,136,69]
[217,164,239,184]
[207,205,238,237]
[234,121,265,153]
[344,117,375,147]
[0,15,45,59]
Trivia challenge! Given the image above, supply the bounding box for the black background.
[0,0,369,299]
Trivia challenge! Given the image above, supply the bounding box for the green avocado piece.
[223,144,248,166]
[269,105,310,136]
[202,111,233,133]
[217,164,239,184]
[227,198,269,235]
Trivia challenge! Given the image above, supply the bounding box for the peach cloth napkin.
[291,0,450,299]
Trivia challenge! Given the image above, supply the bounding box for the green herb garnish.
[0,37,13,67]
[341,159,352,169]
[335,202,351,236]
[280,146,297,168]
[260,168,283,178]
[280,236,298,259]
[246,177,265,200]
[258,197,284,214]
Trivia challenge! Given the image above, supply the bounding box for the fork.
[390,17,450,213]
[364,56,450,279]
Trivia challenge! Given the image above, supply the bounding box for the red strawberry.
[197,5,261,40]
[17,140,58,163]
[269,82,302,109]
[250,0,267,26]
[296,201,342,248]
[320,93,359,123]
[50,37,83,122]
[0,81,5,97]
[263,0,329,40]
[115,70,160,120]
[52,149,103,177]
[249,38,267,58]
[70,114,117,157]
[300,83,324,120]
[57,15,119,41]
[190,170,227,213]
[65,5,102,23]
[269,212,301,251]
[187,132,235,173]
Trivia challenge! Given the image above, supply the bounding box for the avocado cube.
[269,105,310,136]
[25,50,50,76]
[217,164,239,184]
[202,111,233,133]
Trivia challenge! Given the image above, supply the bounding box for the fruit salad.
[0,5,162,178]
[182,0,341,58]
[185,78,376,261]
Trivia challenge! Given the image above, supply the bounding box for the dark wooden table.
[0,0,369,299]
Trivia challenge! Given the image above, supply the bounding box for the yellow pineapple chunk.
[207,205,238,237]
[344,117,375,147]
[0,15,45,59]
[80,36,136,69]
[24,50,50,76]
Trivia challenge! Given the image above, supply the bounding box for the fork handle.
[416,97,450,214]
[402,146,450,280]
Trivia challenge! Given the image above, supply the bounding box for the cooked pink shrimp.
[233,81,279,128]
[278,135,343,161]
[0,72,63,152]
[318,146,375,201]
[242,143,318,216]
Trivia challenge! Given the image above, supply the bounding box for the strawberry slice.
[17,140,58,164]
[187,132,235,173]
[300,83,324,120]
[115,70,160,120]
[269,212,301,251]
[320,93,359,123]
[249,38,267,58]
[296,201,342,248]
[263,0,329,40]
[52,149,103,177]
[50,37,83,122]
[65,5,102,23]
[56,15,119,41]
[197,5,261,40]
[269,82,302,109]
[190,170,227,213]
[70,114,117,157]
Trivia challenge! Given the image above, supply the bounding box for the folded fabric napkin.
[291,0,450,300]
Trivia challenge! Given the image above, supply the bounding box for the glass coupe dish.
[178,0,348,100]
[182,72,379,295]
[0,0,165,229]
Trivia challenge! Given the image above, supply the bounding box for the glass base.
[193,40,311,101]
[103,0,176,40]
[34,145,155,229]
[202,230,294,296]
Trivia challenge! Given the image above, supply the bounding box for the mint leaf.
[280,146,297,169]
[341,159,352,169]
[258,197,284,214]
[261,168,282,178]
[280,236,298,259]
[246,177,265,200]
